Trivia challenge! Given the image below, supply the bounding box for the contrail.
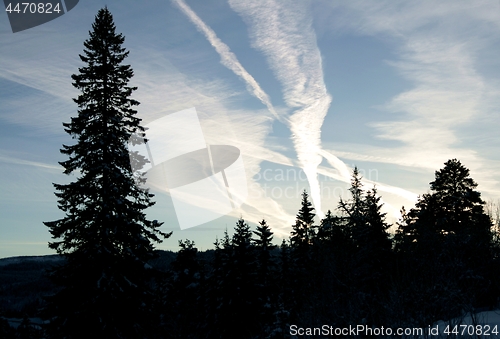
[228,0,331,219]
[0,155,63,171]
[171,0,280,120]
[174,0,328,218]
[173,0,412,221]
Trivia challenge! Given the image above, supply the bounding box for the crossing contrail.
[172,0,280,120]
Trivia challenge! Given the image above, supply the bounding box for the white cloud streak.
[126,47,297,233]
[318,0,500,199]
[228,0,332,218]
[170,0,336,226]
[172,0,419,220]
[0,154,62,171]
[171,0,279,120]
[0,19,294,235]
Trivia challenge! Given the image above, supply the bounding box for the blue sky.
[1,0,500,258]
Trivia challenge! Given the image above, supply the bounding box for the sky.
[1,0,500,258]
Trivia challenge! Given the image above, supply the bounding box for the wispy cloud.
[194,107,298,234]
[0,26,86,134]
[0,154,62,171]
[125,47,297,232]
[318,0,500,199]
[171,0,279,120]
[173,0,420,221]
[0,151,66,203]
[0,16,295,233]
[229,0,332,218]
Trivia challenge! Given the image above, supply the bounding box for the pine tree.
[364,188,391,239]
[394,159,496,322]
[337,168,393,325]
[315,209,349,247]
[252,220,277,335]
[356,187,392,325]
[312,210,354,327]
[431,159,492,248]
[253,219,276,281]
[203,236,228,338]
[288,190,318,326]
[397,159,492,266]
[338,167,365,239]
[228,218,258,338]
[163,240,202,339]
[43,7,170,338]
[268,239,292,339]
[290,190,316,250]
[206,222,258,339]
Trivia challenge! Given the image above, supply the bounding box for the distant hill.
[0,255,63,318]
[0,250,183,318]
[0,255,64,267]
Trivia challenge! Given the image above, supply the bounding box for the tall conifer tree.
[290,190,316,249]
[163,240,202,338]
[394,159,496,320]
[253,219,276,282]
[396,159,492,265]
[252,220,277,334]
[337,168,393,325]
[43,7,170,338]
[288,190,317,325]
[229,218,258,338]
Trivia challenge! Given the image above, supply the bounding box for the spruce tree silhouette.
[204,231,233,338]
[394,159,496,322]
[163,240,202,339]
[335,168,393,325]
[431,159,492,248]
[43,7,170,338]
[229,218,259,338]
[288,190,317,325]
[338,167,364,233]
[397,159,492,270]
[252,220,277,335]
[274,238,293,335]
[290,190,316,250]
[253,219,276,285]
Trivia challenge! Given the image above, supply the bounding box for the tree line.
[2,7,498,338]
[155,159,500,338]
